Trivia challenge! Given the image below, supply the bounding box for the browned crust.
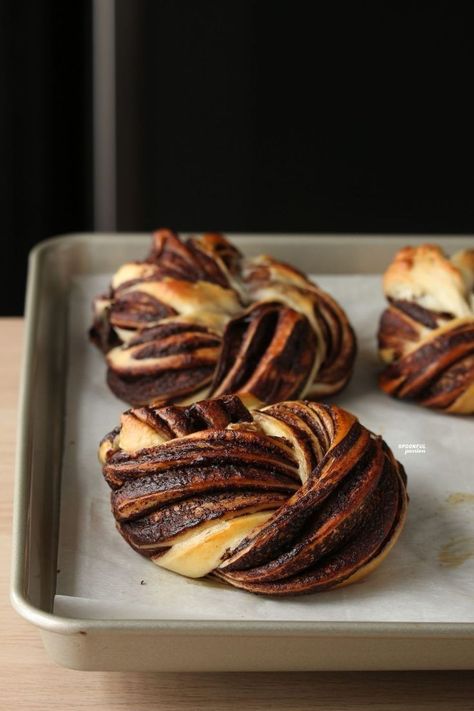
[90,230,356,407]
[308,286,357,396]
[100,395,408,597]
[378,245,474,414]
[210,302,318,403]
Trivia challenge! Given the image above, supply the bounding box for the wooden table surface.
[2,317,474,710]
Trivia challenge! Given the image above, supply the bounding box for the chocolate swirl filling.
[377,244,474,413]
[99,395,408,596]
[90,230,356,407]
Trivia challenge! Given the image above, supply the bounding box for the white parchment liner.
[54,274,474,621]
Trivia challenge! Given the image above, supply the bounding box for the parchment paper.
[54,274,474,621]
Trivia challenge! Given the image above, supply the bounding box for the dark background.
[2,1,474,314]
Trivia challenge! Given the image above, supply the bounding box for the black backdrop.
[2,1,474,314]
[1,2,92,314]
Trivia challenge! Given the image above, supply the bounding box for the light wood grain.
[1,317,474,710]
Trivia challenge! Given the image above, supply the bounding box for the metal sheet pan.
[11,233,474,671]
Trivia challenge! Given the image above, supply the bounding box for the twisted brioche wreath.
[90,230,356,407]
[378,244,474,414]
[99,395,408,596]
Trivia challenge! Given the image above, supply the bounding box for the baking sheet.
[54,274,474,622]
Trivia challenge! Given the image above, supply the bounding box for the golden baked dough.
[378,244,474,413]
[90,230,356,406]
[99,394,408,596]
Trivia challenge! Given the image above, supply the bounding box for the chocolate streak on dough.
[100,395,408,596]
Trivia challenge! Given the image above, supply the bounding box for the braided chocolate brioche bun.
[90,230,356,407]
[378,244,474,414]
[99,395,408,596]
